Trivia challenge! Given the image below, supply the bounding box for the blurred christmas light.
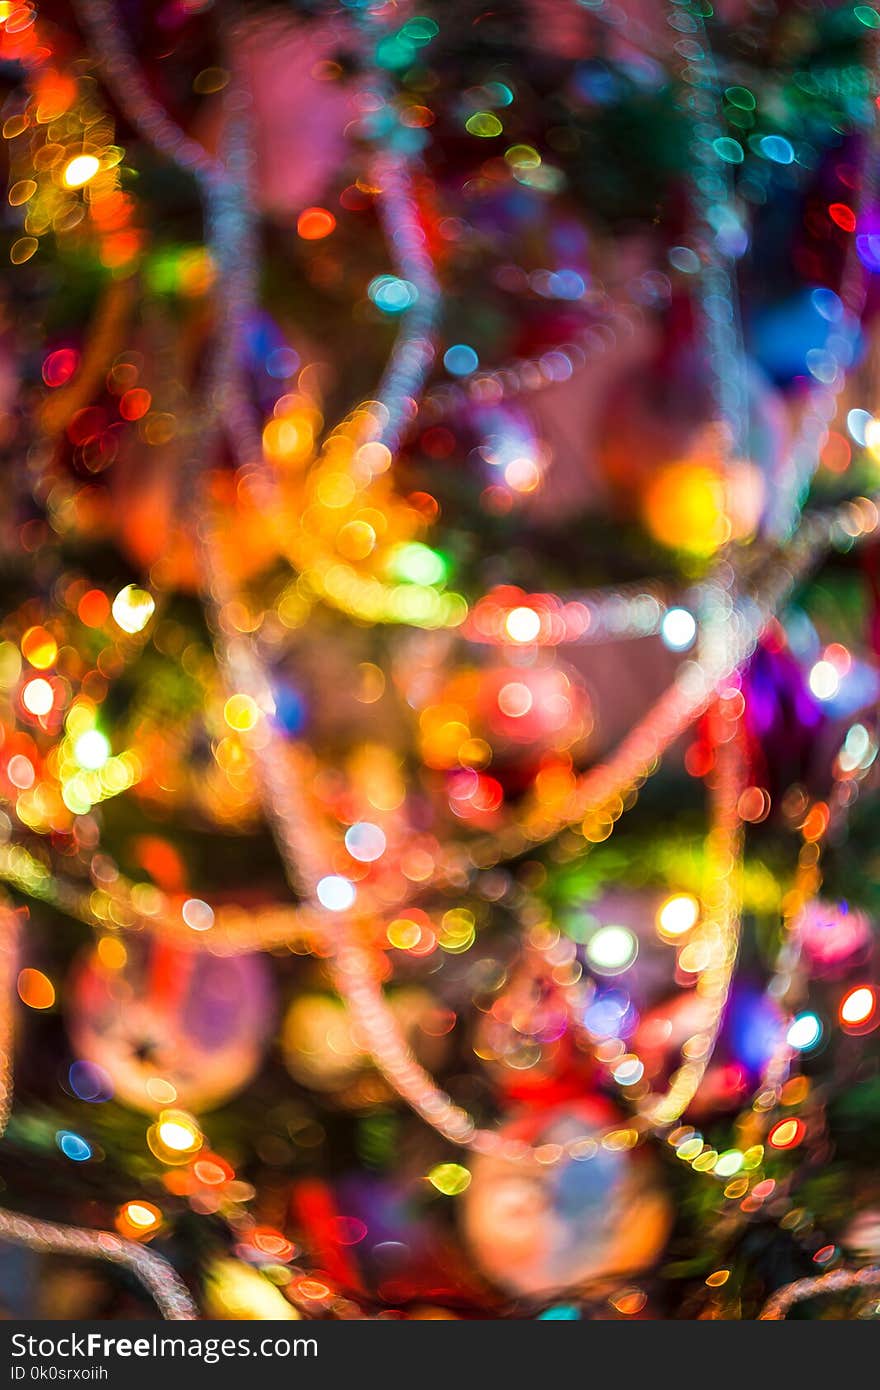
[111,585,155,635]
[316,876,356,911]
[56,1131,92,1162]
[660,608,697,651]
[839,985,876,1029]
[21,678,53,716]
[504,606,541,643]
[73,729,110,770]
[586,925,638,975]
[149,1111,203,1164]
[297,206,335,240]
[182,898,215,931]
[769,1119,805,1150]
[443,344,479,376]
[427,1163,471,1195]
[62,154,100,188]
[809,660,840,701]
[657,894,700,939]
[17,969,55,1010]
[714,1150,744,1178]
[344,822,386,862]
[20,626,57,669]
[787,1013,823,1051]
[388,542,446,586]
[116,1201,162,1239]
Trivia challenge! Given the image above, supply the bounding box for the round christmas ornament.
[635,985,785,1117]
[741,637,825,800]
[797,899,873,974]
[480,664,593,752]
[202,1258,300,1320]
[195,15,357,220]
[633,991,717,1086]
[282,986,452,1099]
[67,937,274,1113]
[472,952,593,1102]
[461,1099,671,1297]
[419,660,592,772]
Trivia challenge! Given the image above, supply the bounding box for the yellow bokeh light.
[427,1162,471,1195]
[224,693,259,732]
[63,154,100,188]
[128,1203,157,1227]
[865,416,880,459]
[643,462,727,557]
[21,625,57,669]
[204,1258,300,1320]
[148,1109,202,1163]
[159,1119,200,1152]
[657,893,700,939]
[262,414,313,467]
[96,936,127,970]
[387,917,422,950]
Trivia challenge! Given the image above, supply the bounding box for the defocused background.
[0,0,879,1321]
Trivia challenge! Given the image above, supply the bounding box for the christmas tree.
[0,0,879,1321]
